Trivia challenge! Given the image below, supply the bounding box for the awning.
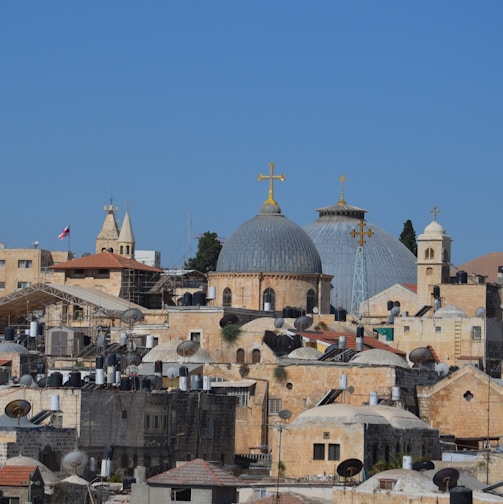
[374,327,394,341]
[0,360,12,366]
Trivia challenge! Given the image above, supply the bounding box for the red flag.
[58,225,70,240]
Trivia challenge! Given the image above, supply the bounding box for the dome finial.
[430,205,440,221]
[258,162,285,206]
[337,174,347,205]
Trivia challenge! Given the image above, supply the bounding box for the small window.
[263,288,275,311]
[0,260,5,267]
[435,326,442,333]
[313,443,325,460]
[17,282,30,289]
[404,326,410,332]
[0,282,5,289]
[122,410,128,419]
[223,287,232,307]
[328,443,340,461]
[236,349,245,363]
[252,348,261,364]
[472,326,482,340]
[379,479,397,490]
[425,248,434,260]
[426,267,433,276]
[268,398,282,415]
[18,259,32,268]
[190,331,201,342]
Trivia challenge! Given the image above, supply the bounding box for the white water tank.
[96,368,105,385]
[146,334,155,348]
[402,455,413,470]
[339,374,348,390]
[30,321,38,337]
[369,392,378,405]
[203,375,212,391]
[120,332,127,346]
[101,459,112,477]
[134,465,146,484]
[50,394,60,411]
[207,286,216,300]
[392,386,401,401]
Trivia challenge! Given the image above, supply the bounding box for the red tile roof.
[148,459,243,487]
[50,252,162,272]
[300,330,406,356]
[402,283,417,293]
[0,465,37,486]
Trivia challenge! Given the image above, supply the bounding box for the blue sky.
[1,2,502,268]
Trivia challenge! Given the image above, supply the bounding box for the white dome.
[433,305,467,318]
[142,341,213,363]
[287,346,322,360]
[423,220,445,235]
[350,349,409,368]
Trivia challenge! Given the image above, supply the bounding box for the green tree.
[399,219,417,256]
[185,231,223,272]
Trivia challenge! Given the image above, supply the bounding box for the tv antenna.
[270,409,291,502]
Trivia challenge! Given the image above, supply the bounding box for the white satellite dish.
[62,450,89,475]
[435,362,449,376]
[176,340,200,357]
[166,367,179,379]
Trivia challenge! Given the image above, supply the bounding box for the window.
[426,267,433,275]
[328,443,340,460]
[0,282,4,289]
[17,282,30,289]
[223,287,232,307]
[190,331,201,343]
[379,479,396,490]
[313,443,325,460]
[126,245,130,255]
[1,498,21,504]
[96,269,110,278]
[120,246,124,254]
[262,288,275,311]
[268,398,282,415]
[472,326,482,340]
[0,260,5,267]
[226,386,250,407]
[252,348,261,364]
[18,259,32,268]
[404,326,410,333]
[425,248,434,260]
[122,410,128,419]
[236,349,245,363]
[435,326,442,333]
[306,289,317,313]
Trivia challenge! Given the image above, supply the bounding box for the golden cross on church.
[258,162,285,205]
[350,220,373,247]
[338,174,347,205]
[430,205,440,221]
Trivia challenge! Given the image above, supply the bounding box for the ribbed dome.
[304,200,417,311]
[217,202,322,274]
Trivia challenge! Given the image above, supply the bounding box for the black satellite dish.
[5,399,31,420]
[120,308,144,325]
[413,460,435,472]
[278,409,292,420]
[294,316,313,331]
[433,467,460,492]
[176,340,200,357]
[337,458,364,478]
[219,314,239,328]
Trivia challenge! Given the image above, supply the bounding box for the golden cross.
[430,205,440,221]
[338,174,347,205]
[350,220,373,247]
[258,162,285,205]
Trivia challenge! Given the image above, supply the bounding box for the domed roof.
[293,404,389,426]
[304,199,417,311]
[350,349,409,368]
[422,220,445,235]
[217,202,322,274]
[5,455,59,483]
[0,342,29,354]
[356,468,438,494]
[433,305,467,318]
[287,346,322,360]
[142,340,213,363]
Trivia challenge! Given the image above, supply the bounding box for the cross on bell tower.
[350,220,373,317]
[258,162,285,206]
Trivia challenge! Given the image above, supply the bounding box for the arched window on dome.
[236,348,245,363]
[252,349,261,364]
[425,247,434,260]
[306,289,317,313]
[223,288,232,307]
[263,288,275,311]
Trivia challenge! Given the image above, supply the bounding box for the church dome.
[217,202,322,274]
[304,199,417,311]
[422,220,445,236]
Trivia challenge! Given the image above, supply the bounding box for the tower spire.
[337,174,347,205]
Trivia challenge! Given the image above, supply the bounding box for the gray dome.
[304,201,417,311]
[350,348,409,368]
[433,305,467,318]
[217,202,322,274]
[0,342,29,354]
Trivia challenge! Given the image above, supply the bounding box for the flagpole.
[68,222,71,256]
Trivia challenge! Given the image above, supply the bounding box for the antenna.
[433,468,459,492]
[409,347,432,367]
[5,400,31,423]
[176,340,200,357]
[62,450,89,476]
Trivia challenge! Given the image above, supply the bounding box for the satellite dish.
[413,460,435,472]
[409,347,432,366]
[5,400,31,419]
[278,409,292,420]
[219,314,239,328]
[166,367,179,379]
[347,385,355,394]
[312,307,319,314]
[294,316,313,331]
[62,450,89,475]
[435,363,449,376]
[274,318,284,329]
[433,467,459,492]
[19,374,33,387]
[120,308,144,325]
[176,340,200,357]
[337,458,363,478]
[390,306,400,316]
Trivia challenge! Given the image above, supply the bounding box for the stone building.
[208,165,332,315]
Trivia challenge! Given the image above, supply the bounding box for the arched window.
[306,289,317,313]
[252,349,261,364]
[263,288,275,311]
[425,247,434,259]
[426,267,433,276]
[126,245,130,255]
[236,348,245,363]
[223,288,232,307]
[120,246,124,254]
